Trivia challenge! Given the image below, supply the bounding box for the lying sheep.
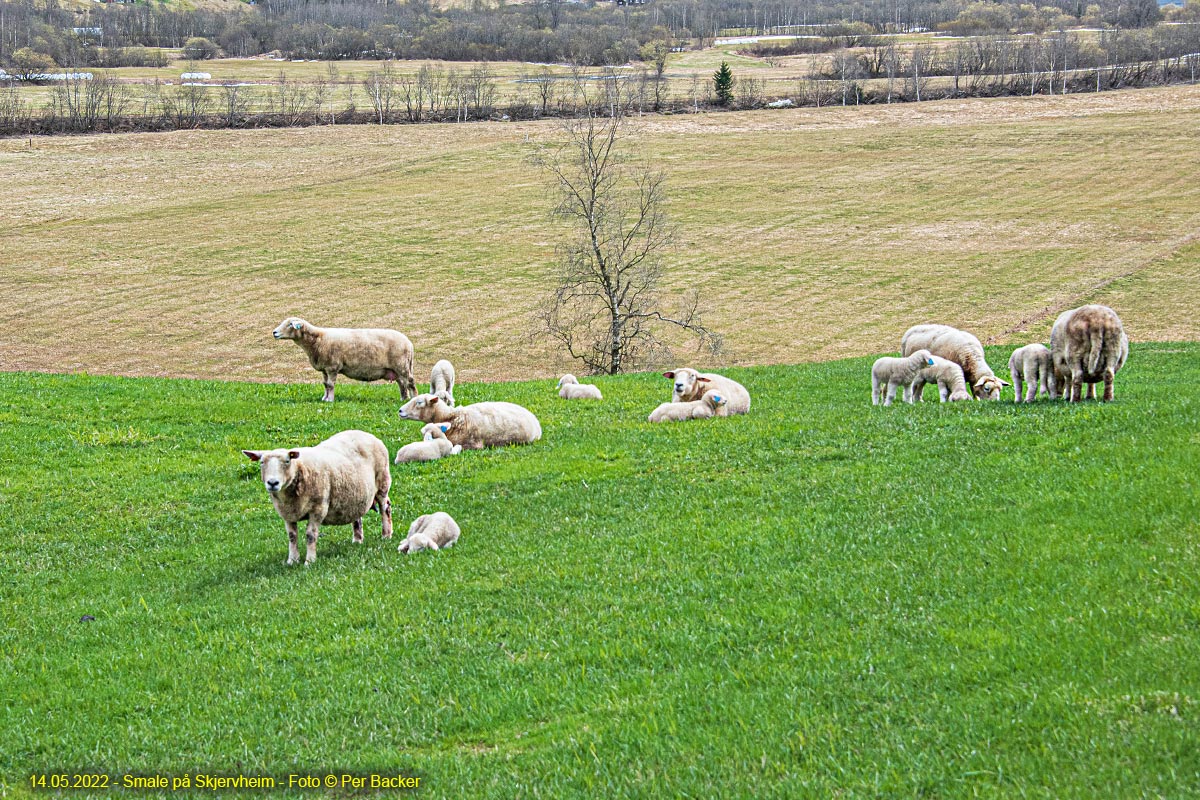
[272,316,416,402]
[557,374,603,400]
[663,368,750,415]
[871,349,934,406]
[901,324,1009,400]
[1049,305,1129,402]
[1008,343,1052,403]
[394,423,463,464]
[242,430,392,565]
[397,512,461,554]
[648,389,728,422]
[430,359,456,406]
[398,394,541,450]
[911,354,972,403]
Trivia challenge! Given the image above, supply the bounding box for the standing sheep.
[911,354,972,403]
[430,359,456,406]
[648,389,728,422]
[1008,343,1052,403]
[272,316,416,402]
[397,512,461,554]
[871,350,935,406]
[242,430,392,565]
[1049,305,1129,402]
[394,423,463,464]
[398,394,541,450]
[557,374,603,400]
[663,368,750,415]
[901,324,1009,400]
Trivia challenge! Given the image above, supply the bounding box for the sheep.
[393,423,463,464]
[648,389,728,422]
[911,354,973,403]
[272,316,416,402]
[663,368,750,415]
[398,394,541,450]
[430,359,456,407]
[557,374,603,400]
[871,349,935,406]
[1008,343,1053,403]
[397,512,461,554]
[1049,305,1129,402]
[242,429,392,565]
[901,324,1009,400]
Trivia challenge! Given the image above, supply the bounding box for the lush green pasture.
[2,344,1198,798]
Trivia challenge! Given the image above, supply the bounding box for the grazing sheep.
[397,512,461,554]
[1008,343,1052,403]
[272,316,416,402]
[398,394,541,450]
[557,374,603,400]
[901,323,1009,400]
[1049,305,1129,402]
[242,430,392,566]
[911,354,972,403]
[430,359,456,407]
[393,423,463,464]
[663,368,750,415]
[871,349,935,406]
[648,389,728,422]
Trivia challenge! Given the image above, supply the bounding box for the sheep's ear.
[439,423,451,433]
[998,379,1011,387]
[697,377,711,384]
[287,449,301,459]
[242,450,262,462]
[973,377,990,387]
[663,371,675,379]
[429,396,439,405]
[291,320,302,330]
[713,394,724,403]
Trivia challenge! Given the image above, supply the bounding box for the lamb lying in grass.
[393,423,463,464]
[398,394,541,449]
[871,349,934,406]
[397,512,460,554]
[1009,343,1052,403]
[648,389,728,422]
[911,355,972,403]
[242,430,392,565]
[557,374,603,400]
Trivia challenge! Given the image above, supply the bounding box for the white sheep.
[430,359,456,406]
[648,389,728,422]
[663,368,750,415]
[393,423,463,464]
[911,354,972,403]
[397,512,461,554]
[557,374,603,400]
[272,316,416,402]
[901,324,1009,400]
[871,349,934,406]
[1049,305,1129,402]
[398,394,541,449]
[1008,343,1052,403]
[242,430,392,565]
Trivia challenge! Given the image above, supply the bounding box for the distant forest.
[1,0,1197,68]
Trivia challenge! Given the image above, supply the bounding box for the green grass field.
[2,345,1198,798]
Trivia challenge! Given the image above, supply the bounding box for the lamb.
[557,374,603,400]
[901,323,1009,400]
[398,394,541,450]
[397,512,461,554]
[1049,305,1129,402]
[430,359,456,406]
[393,423,463,464]
[871,349,935,406]
[663,368,750,415]
[648,389,728,422]
[1008,343,1053,403]
[272,316,416,402]
[911,354,972,402]
[242,429,392,565]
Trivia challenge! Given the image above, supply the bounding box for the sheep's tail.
[1088,326,1105,375]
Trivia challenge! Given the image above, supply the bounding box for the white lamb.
[397,512,461,554]
[430,359,456,406]
[557,374,603,400]
[272,316,416,402]
[648,389,728,422]
[663,368,750,415]
[1008,343,1052,403]
[393,423,463,464]
[398,394,541,450]
[901,323,1009,400]
[871,349,934,406]
[242,430,392,565]
[911,355,972,403]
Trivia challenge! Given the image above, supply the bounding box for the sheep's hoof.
[286,557,298,566]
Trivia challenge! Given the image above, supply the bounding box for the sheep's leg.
[1102,370,1115,402]
[1011,368,1023,403]
[304,520,321,564]
[321,371,337,402]
[871,376,881,406]
[938,382,949,403]
[1023,366,1037,402]
[352,518,364,544]
[1070,370,1084,402]
[883,381,896,406]
[378,494,393,539]
[1085,382,1096,401]
[285,520,300,566]
[902,381,914,404]
[1047,371,1058,400]
[911,380,924,403]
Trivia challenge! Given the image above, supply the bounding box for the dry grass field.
[2,85,1199,384]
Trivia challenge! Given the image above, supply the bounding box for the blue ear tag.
[292,321,302,330]
[440,424,450,432]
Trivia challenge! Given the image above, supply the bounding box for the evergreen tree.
[713,61,735,106]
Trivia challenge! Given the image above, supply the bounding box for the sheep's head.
[272,317,308,340]
[973,375,1009,401]
[557,374,579,388]
[912,349,935,367]
[664,368,701,399]
[242,448,301,494]
[702,390,727,409]
[399,393,446,421]
[421,422,452,441]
